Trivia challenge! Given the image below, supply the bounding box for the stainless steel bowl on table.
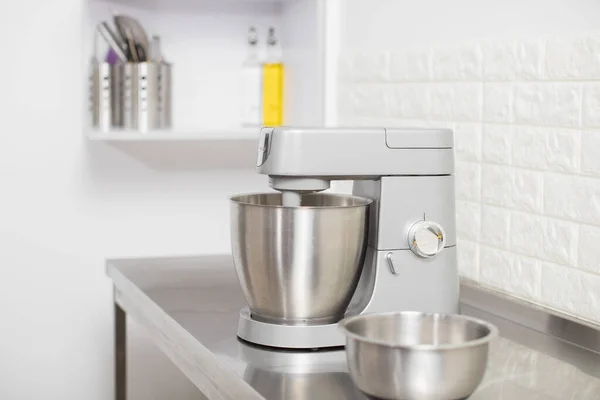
[231,192,371,326]
[340,312,498,400]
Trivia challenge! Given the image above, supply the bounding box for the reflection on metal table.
[107,255,600,400]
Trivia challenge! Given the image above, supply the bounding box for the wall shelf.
[85,0,337,168]
[87,128,259,141]
[90,0,293,10]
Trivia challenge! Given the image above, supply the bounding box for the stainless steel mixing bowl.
[231,193,371,325]
[340,312,498,400]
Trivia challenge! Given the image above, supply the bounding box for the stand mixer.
[231,127,458,349]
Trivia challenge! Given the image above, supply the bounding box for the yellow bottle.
[262,28,284,126]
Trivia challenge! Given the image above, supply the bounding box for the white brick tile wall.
[482,124,511,164]
[510,212,578,266]
[387,84,432,119]
[542,218,578,266]
[454,123,481,162]
[546,34,600,79]
[581,130,600,175]
[541,262,600,322]
[579,225,600,274]
[482,164,513,206]
[431,83,483,121]
[337,32,600,324]
[337,84,388,119]
[389,49,431,81]
[513,255,543,299]
[480,246,541,300]
[582,82,600,128]
[483,83,513,123]
[455,162,481,201]
[513,83,582,128]
[545,174,600,225]
[484,40,545,81]
[456,201,481,241]
[576,178,600,225]
[511,126,548,169]
[339,51,390,82]
[390,119,453,129]
[544,173,581,221]
[510,212,544,258]
[457,239,479,280]
[510,213,576,266]
[511,169,543,213]
[480,205,510,248]
[432,43,483,81]
[546,128,580,173]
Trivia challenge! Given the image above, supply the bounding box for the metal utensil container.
[122,62,157,131]
[339,312,498,400]
[157,62,172,129]
[231,193,371,326]
[89,61,172,132]
[89,61,121,132]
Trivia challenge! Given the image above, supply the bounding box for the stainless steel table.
[107,254,600,400]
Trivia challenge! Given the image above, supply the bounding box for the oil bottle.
[241,27,262,127]
[262,27,283,126]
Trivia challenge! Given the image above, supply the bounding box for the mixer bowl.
[230,193,371,325]
[340,312,497,400]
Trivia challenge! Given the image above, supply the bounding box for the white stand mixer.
[235,127,459,349]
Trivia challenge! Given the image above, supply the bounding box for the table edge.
[107,261,265,400]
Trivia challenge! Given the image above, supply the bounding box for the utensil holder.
[158,62,172,129]
[89,61,121,132]
[89,61,172,132]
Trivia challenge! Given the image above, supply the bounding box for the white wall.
[337,0,600,324]
[0,0,265,398]
[341,0,600,47]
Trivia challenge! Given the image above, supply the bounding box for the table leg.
[115,302,127,400]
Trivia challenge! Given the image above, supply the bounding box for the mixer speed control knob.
[408,221,446,258]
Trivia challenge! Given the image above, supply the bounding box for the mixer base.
[237,308,346,349]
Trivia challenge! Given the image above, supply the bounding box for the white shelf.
[85,0,334,168]
[87,128,259,141]
[91,0,291,8]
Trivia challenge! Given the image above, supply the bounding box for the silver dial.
[408,221,446,258]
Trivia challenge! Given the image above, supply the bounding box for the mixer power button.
[408,221,446,258]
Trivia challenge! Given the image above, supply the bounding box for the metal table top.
[107,254,600,400]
